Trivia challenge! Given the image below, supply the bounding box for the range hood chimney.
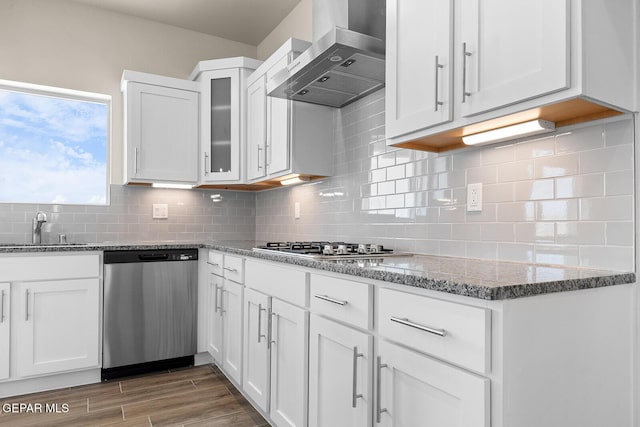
[267,0,386,108]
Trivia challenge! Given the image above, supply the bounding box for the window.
[0,80,110,205]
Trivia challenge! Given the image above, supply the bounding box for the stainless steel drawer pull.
[390,316,446,337]
[376,356,388,423]
[223,267,238,273]
[314,294,347,306]
[352,346,364,408]
[462,42,472,103]
[257,304,267,343]
[434,55,444,111]
[209,262,220,267]
[269,311,277,348]
[204,152,209,176]
[0,290,5,323]
[25,289,30,321]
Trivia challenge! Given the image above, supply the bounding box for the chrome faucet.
[32,211,47,244]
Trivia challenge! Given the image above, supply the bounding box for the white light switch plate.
[153,203,169,219]
[294,202,301,219]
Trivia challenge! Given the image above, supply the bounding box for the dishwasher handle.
[138,254,170,261]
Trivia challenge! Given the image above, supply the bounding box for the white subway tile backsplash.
[497,160,534,182]
[580,145,633,174]
[555,126,604,153]
[606,222,634,246]
[515,179,555,201]
[514,136,555,159]
[534,153,579,178]
[255,91,634,271]
[556,174,604,199]
[536,200,578,221]
[605,170,634,196]
[556,222,606,245]
[497,202,535,222]
[580,196,633,221]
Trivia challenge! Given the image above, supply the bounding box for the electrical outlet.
[467,183,483,212]
[152,204,169,219]
[294,202,301,219]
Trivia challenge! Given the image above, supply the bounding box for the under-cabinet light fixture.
[151,183,194,189]
[462,119,556,146]
[280,175,310,186]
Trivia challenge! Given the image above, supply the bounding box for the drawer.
[207,251,223,276]
[0,254,99,281]
[310,274,372,330]
[223,254,244,284]
[378,288,491,374]
[245,259,307,307]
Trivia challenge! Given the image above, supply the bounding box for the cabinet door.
[208,273,224,363]
[243,288,271,412]
[308,315,372,427]
[12,278,100,378]
[222,279,243,384]
[201,69,241,182]
[459,0,569,116]
[385,0,453,139]
[270,299,308,427]
[0,283,9,381]
[247,77,267,181]
[265,55,292,176]
[127,82,199,182]
[377,340,489,427]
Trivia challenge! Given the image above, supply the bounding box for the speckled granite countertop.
[0,240,634,300]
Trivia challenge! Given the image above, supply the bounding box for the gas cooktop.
[252,241,410,260]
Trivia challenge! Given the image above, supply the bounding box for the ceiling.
[70,0,302,46]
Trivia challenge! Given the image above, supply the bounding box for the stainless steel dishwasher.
[102,248,198,380]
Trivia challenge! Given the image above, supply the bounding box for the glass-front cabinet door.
[200,69,240,182]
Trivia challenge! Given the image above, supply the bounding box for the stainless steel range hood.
[267,0,386,108]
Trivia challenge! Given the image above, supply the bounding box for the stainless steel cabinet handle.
[269,310,277,347]
[257,303,267,343]
[257,146,263,170]
[314,294,348,306]
[25,289,30,321]
[462,42,472,103]
[376,356,388,423]
[352,347,364,408]
[204,152,210,176]
[390,316,446,337]
[223,267,238,273]
[209,262,219,267]
[434,55,444,111]
[0,290,5,323]
[220,289,227,314]
[134,148,139,175]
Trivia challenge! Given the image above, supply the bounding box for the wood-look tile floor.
[0,365,269,427]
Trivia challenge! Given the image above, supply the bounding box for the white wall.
[0,0,257,184]
[257,0,312,60]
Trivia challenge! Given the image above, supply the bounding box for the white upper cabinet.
[459,0,569,117]
[122,71,199,185]
[247,39,334,185]
[385,0,453,139]
[387,0,637,152]
[191,57,262,184]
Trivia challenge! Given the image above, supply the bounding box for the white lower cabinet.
[12,278,100,378]
[308,315,372,427]
[0,282,10,381]
[207,272,224,362]
[243,288,271,411]
[376,340,489,427]
[221,279,243,384]
[269,298,308,427]
[0,253,100,389]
